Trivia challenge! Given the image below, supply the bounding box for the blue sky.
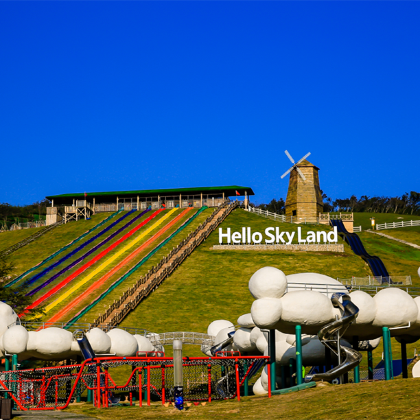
[1,2,419,206]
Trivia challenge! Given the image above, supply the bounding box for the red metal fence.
[0,355,270,411]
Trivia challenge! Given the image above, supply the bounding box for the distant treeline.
[253,191,420,216]
[0,200,50,223]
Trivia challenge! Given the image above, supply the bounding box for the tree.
[0,257,45,318]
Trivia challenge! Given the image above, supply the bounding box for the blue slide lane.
[5,209,123,288]
[20,210,135,288]
[26,209,151,296]
[330,219,390,279]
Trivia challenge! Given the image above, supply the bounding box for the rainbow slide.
[19,208,166,317]
[43,207,182,314]
[26,209,150,295]
[63,206,208,328]
[20,208,178,317]
[5,209,122,288]
[22,209,136,288]
[45,207,194,323]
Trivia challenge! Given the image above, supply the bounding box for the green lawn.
[67,378,420,420]
[378,226,420,247]
[358,232,420,283]
[0,226,46,252]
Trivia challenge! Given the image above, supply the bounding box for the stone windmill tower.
[281,151,323,223]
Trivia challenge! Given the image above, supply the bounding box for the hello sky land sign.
[218,227,338,245]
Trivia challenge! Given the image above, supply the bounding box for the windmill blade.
[284,150,295,164]
[281,166,294,179]
[296,166,306,181]
[296,152,311,165]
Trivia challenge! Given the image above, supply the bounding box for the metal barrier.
[0,355,269,411]
[338,276,412,286]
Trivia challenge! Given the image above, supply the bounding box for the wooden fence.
[376,219,420,231]
[93,200,239,327]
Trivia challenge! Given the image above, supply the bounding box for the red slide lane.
[44,208,194,324]
[20,209,164,317]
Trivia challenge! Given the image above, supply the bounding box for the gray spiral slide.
[305,295,362,382]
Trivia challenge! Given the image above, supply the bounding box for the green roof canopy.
[46,185,254,205]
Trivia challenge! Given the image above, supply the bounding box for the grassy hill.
[121,208,369,337]
[377,226,420,247]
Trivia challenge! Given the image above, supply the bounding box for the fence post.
[96,362,101,408]
[235,360,241,401]
[243,361,249,396]
[207,363,212,403]
[269,329,276,392]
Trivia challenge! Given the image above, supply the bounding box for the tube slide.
[26,209,149,296]
[5,210,122,288]
[64,206,208,328]
[74,331,96,360]
[45,208,194,323]
[305,295,362,382]
[330,219,390,279]
[22,210,136,288]
[42,207,179,314]
[19,209,164,317]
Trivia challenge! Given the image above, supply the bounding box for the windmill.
[281,150,311,182]
[281,150,323,222]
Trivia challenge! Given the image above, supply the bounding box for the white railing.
[247,207,319,224]
[353,226,362,232]
[376,219,420,231]
[147,332,215,346]
[337,276,412,286]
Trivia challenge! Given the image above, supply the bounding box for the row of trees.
[0,200,50,223]
[254,191,420,215]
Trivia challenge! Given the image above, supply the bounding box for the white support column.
[72,198,75,207]
[137,195,139,211]
[179,194,182,208]
[117,196,119,210]
[51,199,54,207]
[200,192,203,207]
[245,191,248,209]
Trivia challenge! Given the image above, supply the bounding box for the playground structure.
[202,267,420,395]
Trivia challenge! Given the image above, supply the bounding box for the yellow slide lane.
[45,208,179,312]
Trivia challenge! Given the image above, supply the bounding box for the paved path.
[13,411,98,420]
[366,230,420,250]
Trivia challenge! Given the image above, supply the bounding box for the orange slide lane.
[44,207,194,325]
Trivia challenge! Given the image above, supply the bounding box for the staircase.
[94,201,239,328]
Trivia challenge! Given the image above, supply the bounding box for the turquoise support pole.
[383,327,391,381]
[289,358,296,386]
[401,340,408,379]
[368,349,373,380]
[280,365,286,389]
[295,325,303,385]
[353,336,360,383]
[243,362,249,396]
[269,329,276,392]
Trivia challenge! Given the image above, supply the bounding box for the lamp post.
[370,217,376,230]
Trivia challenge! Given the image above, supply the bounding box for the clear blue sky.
[1,1,419,206]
